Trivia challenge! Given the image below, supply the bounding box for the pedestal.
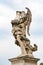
[9,55,40,65]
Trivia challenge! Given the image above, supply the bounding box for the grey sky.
[0,0,43,65]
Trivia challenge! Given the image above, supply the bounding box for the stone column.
[9,55,40,65]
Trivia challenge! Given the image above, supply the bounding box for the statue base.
[9,55,40,65]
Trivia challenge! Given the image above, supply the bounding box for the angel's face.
[21,11,25,18]
[16,12,20,16]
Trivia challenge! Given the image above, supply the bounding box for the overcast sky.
[0,0,43,65]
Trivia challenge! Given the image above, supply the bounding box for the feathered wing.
[25,7,32,36]
[27,14,32,36]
